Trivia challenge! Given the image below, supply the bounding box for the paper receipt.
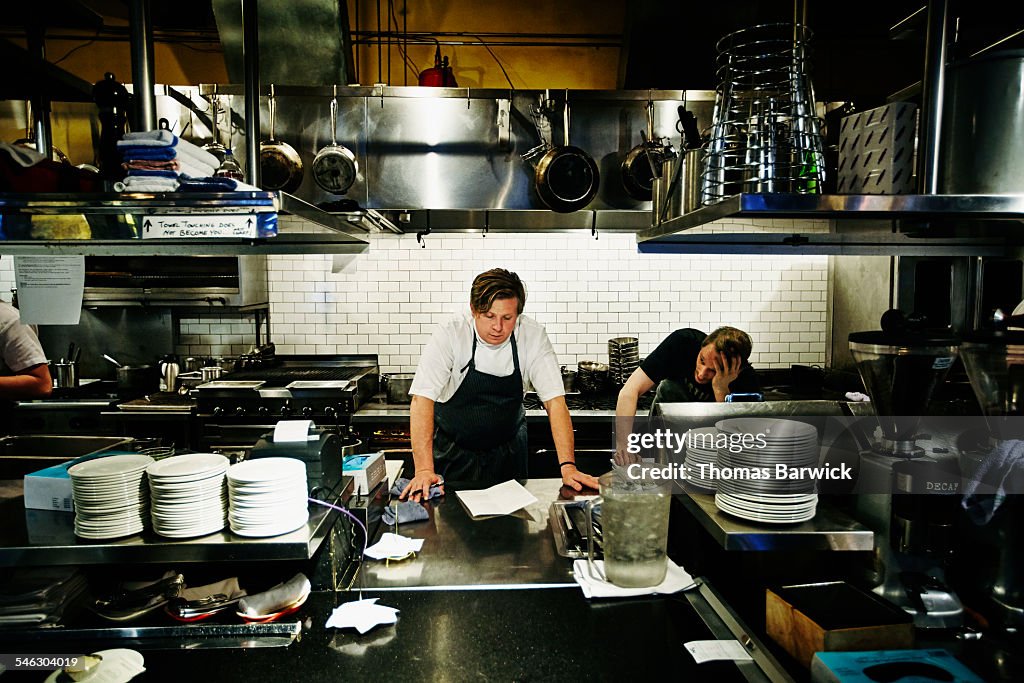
[684,640,754,664]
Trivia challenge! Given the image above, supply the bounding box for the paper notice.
[273,419,314,443]
[684,640,754,664]
[455,480,538,518]
[13,256,84,325]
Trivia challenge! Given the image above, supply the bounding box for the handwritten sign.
[141,215,258,239]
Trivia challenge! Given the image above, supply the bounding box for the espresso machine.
[958,325,1024,629]
[848,311,964,628]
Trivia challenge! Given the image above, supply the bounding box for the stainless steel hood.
[212,0,354,86]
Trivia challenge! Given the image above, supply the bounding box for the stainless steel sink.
[0,435,133,479]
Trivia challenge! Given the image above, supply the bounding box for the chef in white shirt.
[400,268,599,501]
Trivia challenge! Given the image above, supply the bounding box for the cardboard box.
[766,582,914,668]
[24,450,137,512]
[343,452,386,496]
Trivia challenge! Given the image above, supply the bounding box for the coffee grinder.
[848,311,964,628]
[958,324,1024,628]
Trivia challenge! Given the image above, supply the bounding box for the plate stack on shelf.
[608,337,641,385]
[683,426,720,491]
[69,454,154,539]
[147,453,229,538]
[713,417,820,524]
[227,457,309,538]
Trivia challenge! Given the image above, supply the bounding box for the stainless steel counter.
[361,479,580,590]
[679,491,873,552]
[0,477,354,567]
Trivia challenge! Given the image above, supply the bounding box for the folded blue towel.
[119,146,177,161]
[962,439,1024,524]
[382,501,430,526]
[126,169,179,178]
[390,477,444,501]
[119,130,177,147]
[178,176,238,192]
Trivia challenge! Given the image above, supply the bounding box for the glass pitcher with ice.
[585,465,672,588]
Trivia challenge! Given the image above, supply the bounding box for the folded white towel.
[179,158,218,179]
[176,138,221,172]
[115,178,180,192]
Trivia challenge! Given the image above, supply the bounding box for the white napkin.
[238,573,310,617]
[326,598,399,634]
[455,480,538,518]
[364,532,424,560]
[572,559,697,599]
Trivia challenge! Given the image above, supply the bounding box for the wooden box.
[766,581,914,668]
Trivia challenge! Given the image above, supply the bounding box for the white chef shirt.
[410,313,565,404]
[0,302,47,375]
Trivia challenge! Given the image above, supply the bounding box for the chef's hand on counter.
[711,354,743,402]
[560,463,599,492]
[400,470,444,502]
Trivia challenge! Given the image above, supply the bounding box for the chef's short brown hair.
[702,327,752,361]
[470,268,526,314]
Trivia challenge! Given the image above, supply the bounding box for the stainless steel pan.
[311,88,358,195]
[259,85,303,192]
[534,99,600,213]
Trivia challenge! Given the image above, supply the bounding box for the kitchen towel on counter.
[326,598,399,634]
[382,501,430,526]
[572,559,697,599]
[114,177,179,193]
[390,476,444,501]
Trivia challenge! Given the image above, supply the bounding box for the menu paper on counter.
[455,480,538,519]
[13,256,84,325]
[273,419,315,443]
[684,640,754,664]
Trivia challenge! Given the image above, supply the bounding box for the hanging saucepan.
[311,88,358,195]
[621,102,673,201]
[259,84,304,193]
[534,99,600,213]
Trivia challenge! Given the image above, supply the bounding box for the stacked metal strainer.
[608,337,641,385]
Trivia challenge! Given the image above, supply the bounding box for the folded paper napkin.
[238,573,310,617]
[179,577,245,602]
[572,559,697,599]
[390,476,444,500]
[326,598,399,634]
[364,532,424,560]
[381,501,429,526]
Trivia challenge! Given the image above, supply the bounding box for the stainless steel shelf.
[679,492,874,552]
[638,192,1024,242]
[0,191,372,254]
[0,478,353,567]
[379,208,651,233]
[636,231,1018,256]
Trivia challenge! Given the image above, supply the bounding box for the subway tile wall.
[0,219,830,372]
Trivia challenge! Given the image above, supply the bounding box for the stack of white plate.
[70,454,154,539]
[608,337,641,385]
[227,458,309,538]
[683,426,720,491]
[147,453,229,538]
[713,417,821,524]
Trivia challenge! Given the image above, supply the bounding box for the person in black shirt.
[616,326,759,416]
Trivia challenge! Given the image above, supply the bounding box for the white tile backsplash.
[259,223,826,372]
[0,220,829,373]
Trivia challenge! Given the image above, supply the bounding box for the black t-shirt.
[640,328,760,402]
